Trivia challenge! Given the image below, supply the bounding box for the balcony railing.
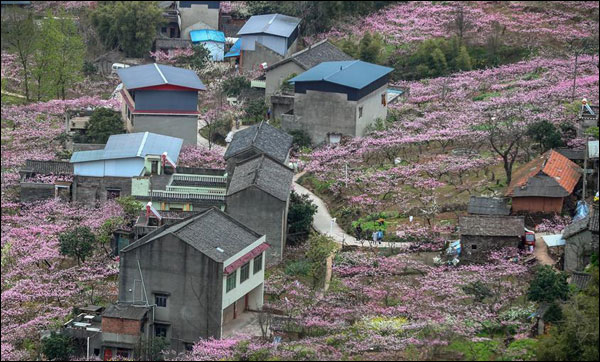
[172,173,227,184]
[165,185,226,195]
[149,190,225,201]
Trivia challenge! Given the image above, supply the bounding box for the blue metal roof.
[237,14,300,38]
[117,63,206,90]
[191,29,225,43]
[224,39,241,58]
[289,60,393,89]
[71,132,183,163]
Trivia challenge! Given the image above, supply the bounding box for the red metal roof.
[224,243,269,275]
[507,150,581,196]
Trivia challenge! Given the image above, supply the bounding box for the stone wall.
[20,183,55,203]
[72,176,132,206]
[461,235,521,263]
[565,230,598,272]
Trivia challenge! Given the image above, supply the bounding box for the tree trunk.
[571,52,579,101]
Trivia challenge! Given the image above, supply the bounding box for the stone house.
[265,39,352,104]
[237,14,301,72]
[459,215,525,262]
[563,203,599,272]
[117,63,206,145]
[506,150,582,214]
[19,159,73,202]
[223,121,293,185]
[118,207,268,353]
[226,154,294,264]
[284,60,394,145]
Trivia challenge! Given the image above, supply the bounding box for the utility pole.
[583,137,588,200]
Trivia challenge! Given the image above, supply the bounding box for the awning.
[224,243,269,274]
[224,39,241,58]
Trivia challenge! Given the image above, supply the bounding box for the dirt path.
[293,172,411,249]
[534,233,556,266]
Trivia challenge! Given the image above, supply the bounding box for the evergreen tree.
[455,45,473,71]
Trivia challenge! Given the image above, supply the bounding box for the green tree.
[245,99,268,123]
[42,332,74,361]
[97,216,126,255]
[305,234,337,289]
[359,32,384,64]
[116,196,143,220]
[177,44,211,72]
[528,265,570,303]
[32,12,59,101]
[52,11,85,100]
[1,8,37,100]
[221,75,251,97]
[59,226,95,265]
[430,47,448,76]
[287,191,318,245]
[537,267,599,361]
[527,120,565,153]
[455,45,472,71]
[91,1,164,57]
[289,129,312,149]
[85,107,125,144]
[462,280,493,303]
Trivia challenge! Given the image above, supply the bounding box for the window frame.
[253,253,263,274]
[226,270,237,292]
[154,323,168,338]
[155,293,168,308]
[240,262,250,283]
[358,106,363,118]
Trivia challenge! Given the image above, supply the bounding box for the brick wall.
[101,317,141,336]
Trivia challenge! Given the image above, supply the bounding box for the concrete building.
[117,63,206,145]
[178,1,221,39]
[226,154,294,264]
[506,150,582,214]
[190,29,225,61]
[237,14,301,72]
[564,203,599,272]
[224,121,293,185]
[285,60,394,145]
[70,132,183,205]
[265,39,352,103]
[100,304,151,360]
[19,160,73,202]
[459,215,525,263]
[118,207,268,352]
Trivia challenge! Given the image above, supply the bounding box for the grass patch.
[472,91,502,101]
[447,338,501,361]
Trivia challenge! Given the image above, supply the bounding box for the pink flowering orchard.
[2,0,599,361]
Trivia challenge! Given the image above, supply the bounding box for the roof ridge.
[323,59,361,81]
[136,132,149,157]
[251,122,263,145]
[154,63,168,84]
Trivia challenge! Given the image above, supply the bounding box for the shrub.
[42,332,74,361]
[58,227,95,265]
[289,129,312,149]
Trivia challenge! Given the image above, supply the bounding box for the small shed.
[506,150,582,214]
[467,196,511,216]
[459,215,525,262]
[191,29,225,61]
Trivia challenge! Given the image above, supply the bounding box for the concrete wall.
[271,95,294,121]
[564,230,598,272]
[180,2,220,37]
[132,114,198,146]
[72,176,133,206]
[240,42,284,73]
[225,187,287,264]
[119,233,224,349]
[20,183,55,202]
[355,84,388,136]
[240,34,289,55]
[461,235,521,263]
[265,62,303,101]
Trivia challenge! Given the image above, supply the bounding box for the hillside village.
[1,1,599,361]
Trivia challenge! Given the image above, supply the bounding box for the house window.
[253,254,263,274]
[169,205,183,211]
[106,188,121,200]
[155,324,168,338]
[155,293,168,307]
[381,93,387,106]
[240,262,250,283]
[161,26,167,34]
[184,343,194,352]
[472,245,477,250]
[151,160,159,174]
[358,106,363,118]
[226,271,237,292]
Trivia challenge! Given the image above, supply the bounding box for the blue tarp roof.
[224,39,241,58]
[71,132,183,163]
[117,63,206,90]
[290,60,393,89]
[542,234,566,247]
[190,29,226,43]
[237,14,300,38]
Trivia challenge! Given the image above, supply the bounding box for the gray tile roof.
[123,208,262,263]
[227,154,294,202]
[459,215,524,237]
[102,304,149,320]
[562,214,591,239]
[21,160,73,175]
[117,63,206,90]
[70,132,183,163]
[237,14,300,38]
[267,39,353,71]
[224,121,293,164]
[467,196,511,216]
[590,204,599,233]
[570,271,592,290]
